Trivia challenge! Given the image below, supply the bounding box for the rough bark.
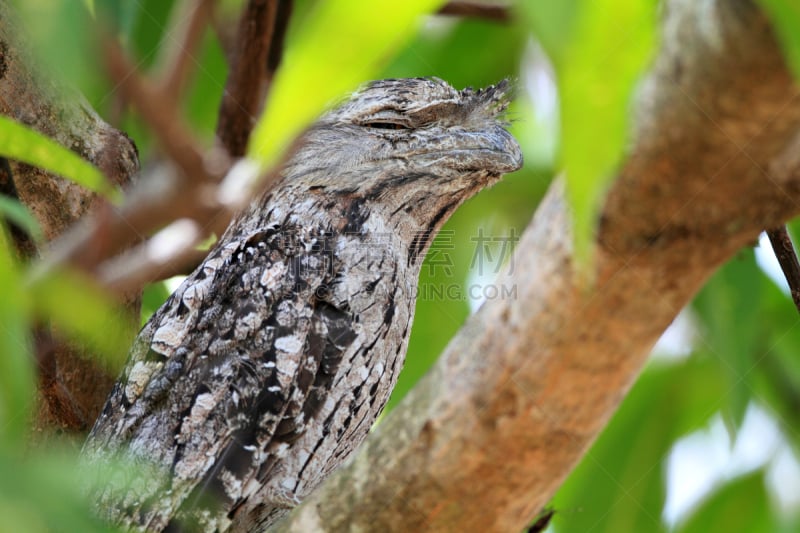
[0,3,138,240]
[0,2,139,433]
[275,1,800,531]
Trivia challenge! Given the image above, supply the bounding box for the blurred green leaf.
[126,0,176,67]
[30,270,135,370]
[185,30,228,140]
[394,185,539,413]
[693,251,765,427]
[521,0,657,265]
[9,0,102,101]
[519,0,580,65]
[677,470,775,533]
[0,195,42,242]
[692,244,800,450]
[0,116,120,201]
[552,357,726,533]
[393,228,471,412]
[758,0,800,79]
[249,0,447,170]
[382,17,526,89]
[0,449,119,532]
[94,0,139,39]
[0,226,33,446]
[738,242,800,452]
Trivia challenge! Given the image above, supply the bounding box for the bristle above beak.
[470,78,514,119]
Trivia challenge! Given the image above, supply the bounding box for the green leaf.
[94,0,139,38]
[757,0,800,79]
[185,30,228,142]
[30,270,135,370]
[249,0,447,170]
[83,0,95,17]
[0,226,33,446]
[382,17,526,89]
[677,470,775,533]
[140,281,171,327]
[0,449,120,532]
[109,0,174,55]
[518,0,580,66]
[10,0,103,104]
[522,0,657,266]
[552,357,726,533]
[0,195,42,242]
[693,251,765,427]
[0,116,120,201]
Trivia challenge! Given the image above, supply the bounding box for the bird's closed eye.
[364,122,409,130]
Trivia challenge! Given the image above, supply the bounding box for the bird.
[82,77,523,532]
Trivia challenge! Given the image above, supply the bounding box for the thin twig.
[266,0,293,80]
[210,11,238,65]
[438,1,510,22]
[35,173,220,275]
[216,0,280,157]
[767,226,800,314]
[98,221,213,293]
[37,132,306,296]
[35,0,297,293]
[157,0,217,106]
[104,35,217,183]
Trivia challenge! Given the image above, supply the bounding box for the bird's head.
[284,78,523,202]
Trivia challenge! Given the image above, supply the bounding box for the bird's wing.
[84,224,357,532]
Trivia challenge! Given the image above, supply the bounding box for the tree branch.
[266,0,292,78]
[0,4,139,242]
[156,0,216,107]
[103,36,214,184]
[767,226,800,313]
[275,0,800,530]
[33,37,232,279]
[36,1,295,291]
[216,0,281,157]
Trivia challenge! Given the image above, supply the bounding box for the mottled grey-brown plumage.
[82,78,522,531]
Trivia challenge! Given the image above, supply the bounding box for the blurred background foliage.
[1,0,800,531]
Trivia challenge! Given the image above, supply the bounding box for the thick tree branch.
[0,2,140,433]
[275,0,800,530]
[0,4,139,242]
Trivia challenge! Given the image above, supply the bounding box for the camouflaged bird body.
[86,193,418,530]
[84,77,522,532]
